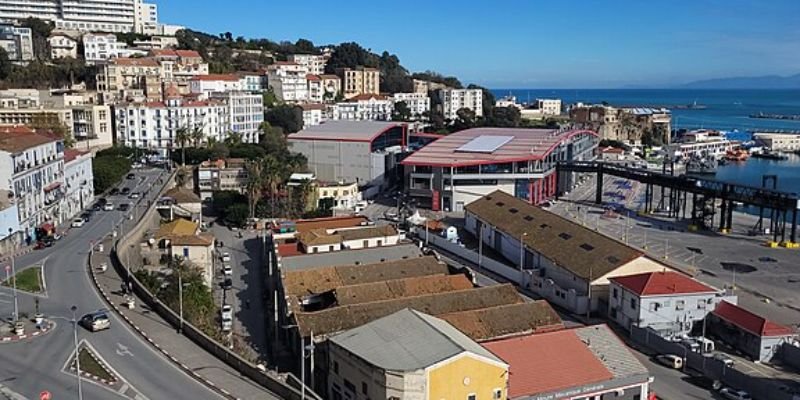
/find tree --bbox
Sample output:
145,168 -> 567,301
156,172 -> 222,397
175,126 -> 192,166
212,190 -> 247,217
224,203 -> 249,227
264,104 -> 303,133
262,89 -> 279,108
92,156 -> 132,193
0,48 -> 10,79
453,108 -> 477,131
29,113 -> 74,147
411,71 -> 463,89
223,131 -> 243,147
392,101 -> 412,122
20,18 -> 53,61
190,125 -> 205,148
290,178 -> 314,217
487,106 -> 521,128
244,159 -> 264,218
294,38 -> 316,54
161,257 -> 216,330
209,142 -> 230,159
229,144 -> 266,160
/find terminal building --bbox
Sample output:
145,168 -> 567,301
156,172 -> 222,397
401,127 -> 598,211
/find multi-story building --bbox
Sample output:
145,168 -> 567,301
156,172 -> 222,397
754,132 -> 800,151
319,74 -> 341,101
47,32 -> 78,59
413,78 -> 448,94
287,53 -> 327,75
267,61 -> 308,103
237,72 -> 264,92
0,24 -> 33,61
609,271 -> 732,336
392,92 -> 431,120
402,127 -> 599,211
0,0 -> 159,33
328,94 -> 393,121
83,33 -> 138,64
340,66 -> 380,99
114,97 -> 229,153
436,88 -> 484,121
189,74 -> 244,94
0,126 -> 65,241
96,57 -> 163,102
62,149 -> 94,221
195,158 -> 248,200
306,74 -> 323,103
535,98 -> 562,115
209,91 -> 263,143
131,35 -> 178,50
570,104 -> 672,145
317,180 -> 361,210
150,49 -> 208,84
301,103 -> 325,128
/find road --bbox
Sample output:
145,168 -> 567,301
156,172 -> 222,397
0,168 -> 223,399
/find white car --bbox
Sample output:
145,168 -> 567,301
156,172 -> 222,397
222,264 -> 232,276
221,304 -> 233,320
103,202 -> 114,211
719,387 -> 751,400
71,218 -> 85,228
221,252 -> 231,263
221,316 -> 232,332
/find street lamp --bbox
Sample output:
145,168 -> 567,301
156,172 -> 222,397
7,228 -> 18,322
70,305 -> 83,400
282,325 -> 314,400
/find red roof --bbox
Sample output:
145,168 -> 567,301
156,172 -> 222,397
610,271 -> 718,296
402,128 -> 599,167
601,146 -> 625,154
175,50 -> 201,58
712,301 -> 794,337
482,329 -> 613,398
150,49 -> 202,59
301,103 -> 326,111
64,149 -> 88,163
306,74 -> 321,81
190,74 -> 240,82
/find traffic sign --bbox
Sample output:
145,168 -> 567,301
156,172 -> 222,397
39,391 -> 51,400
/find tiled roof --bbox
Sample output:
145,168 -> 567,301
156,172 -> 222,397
278,243 -> 423,271
168,233 -> 214,246
298,228 -> 341,246
482,326 -> 616,398
294,216 -> 369,233
319,74 -> 340,80
163,187 -> 201,204
300,103 -> 326,111
348,94 -> 389,101
175,50 -> 202,58
337,225 -> 397,241
295,284 -> 522,337
305,74 -> 320,81
466,191 -> 643,280
439,301 -> 564,341
712,301 -> 794,337
0,126 -> 60,152
112,57 -> 159,67
611,271 -> 719,296
402,127 -> 598,167
64,149 -> 89,163
156,218 -> 198,239
288,121 -> 403,142
335,274 -> 473,306
150,49 -> 202,59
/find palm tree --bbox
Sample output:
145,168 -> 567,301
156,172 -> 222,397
293,178 -> 315,217
261,155 -> 283,216
205,136 -> 218,147
244,159 -> 265,219
175,126 -> 191,166
224,131 -> 244,147
190,125 -> 205,148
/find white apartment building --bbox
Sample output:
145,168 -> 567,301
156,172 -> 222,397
437,88 -> 484,121
237,73 -> 264,92
341,67 -> 380,98
189,74 -> 244,95
392,92 -> 430,120
301,103 -> 326,128
328,95 -> 393,121
210,91 -> 263,144
287,53 -> 327,75
83,33 -> 145,64
0,24 -> 33,61
307,74 -> 323,103
132,35 -> 178,50
48,32 -> 78,59
536,98 -> 562,116
0,0 -> 159,33
0,126 -> 65,241
114,97 -> 229,153
267,62 -> 308,102
318,181 -> 361,210
62,149 -> 94,221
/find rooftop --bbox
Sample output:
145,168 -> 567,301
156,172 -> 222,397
288,121 -> 403,143
300,103 -> 326,111
295,284 -> 522,338
712,301 -> 795,337
294,215 -> 369,233
112,57 -> 159,67
0,126 -> 60,153
402,127 -> 598,167
156,219 -> 198,239
483,324 -> 649,399
297,225 -> 397,247
466,191 -> 643,280
163,187 -> 202,204
278,243 -> 423,271
168,233 -> 214,247
347,94 -> 389,101
64,148 -> 88,163
439,301 -> 564,341
330,309 -> 505,372
190,74 -> 240,81
335,274 -> 473,306
611,271 -> 719,296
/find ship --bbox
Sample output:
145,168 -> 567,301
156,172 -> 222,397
724,149 -> 749,162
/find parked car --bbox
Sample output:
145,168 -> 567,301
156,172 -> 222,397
719,387 -> 751,400
221,315 -> 232,332
712,353 -> 735,367
128,192 -> 140,199
109,188 -> 120,195
221,304 -> 233,320
655,354 -> 683,369
118,203 -> 130,211
81,212 -> 92,222
222,264 -> 232,276
70,218 -> 85,228
126,173 -> 135,180
221,252 -> 231,263
103,202 -> 115,211
80,310 -> 111,332
121,187 -> 131,195
221,278 -> 232,290
92,203 -> 102,211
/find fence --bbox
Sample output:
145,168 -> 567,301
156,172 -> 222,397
629,326 -> 795,400
109,170 -> 320,400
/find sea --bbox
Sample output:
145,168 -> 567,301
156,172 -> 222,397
491,89 -> 800,193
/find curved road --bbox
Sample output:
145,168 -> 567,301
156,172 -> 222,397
0,169 -> 223,399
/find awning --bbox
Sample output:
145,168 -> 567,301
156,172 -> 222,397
44,182 -> 62,192
40,223 -> 55,233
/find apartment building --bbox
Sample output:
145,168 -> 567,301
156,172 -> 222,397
195,158 -> 248,200
0,0 -> 159,33
317,181 -> 361,210
328,94 -> 393,121
288,53 -> 327,75
150,49 -> 208,84
62,149 -> 94,221
0,24 -> 33,61
301,103 -> 326,128
237,72 -> 264,92
0,126 -> 65,241
413,78 -> 448,94
535,98 -> 562,115
392,92 -> 431,120
83,33 -> 144,64
47,32 -> 78,59
754,132 -> 800,151
131,35 -> 178,50
189,74 -> 245,94
114,97 -> 229,153
96,57 -> 163,102
340,67 -> 380,99
435,88 -> 484,121
306,74 -> 324,103
209,91 -> 263,144
267,62 -> 308,102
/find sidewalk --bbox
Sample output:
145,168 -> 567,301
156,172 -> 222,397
90,224 -> 281,400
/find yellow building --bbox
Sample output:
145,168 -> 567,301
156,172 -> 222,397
340,66 -> 380,99
328,308 -> 508,400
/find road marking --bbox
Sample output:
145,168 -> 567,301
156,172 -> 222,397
116,342 -> 133,357
118,383 -> 129,394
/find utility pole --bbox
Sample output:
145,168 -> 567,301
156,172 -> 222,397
10,255 -> 17,322
478,225 -> 484,271
71,305 -> 83,400
586,265 -> 592,321
178,264 -> 184,334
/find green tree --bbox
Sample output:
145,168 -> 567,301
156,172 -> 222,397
212,190 -> 246,217
264,104 -> 303,133
209,142 -> 230,159
92,156 -> 132,193
161,258 -> 216,330
487,106 -> 521,128
20,18 -> 53,61
190,125 -> 205,147
244,159 -> 264,218
294,38 -> 316,54
258,122 -> 287,154
175,126 -> 192,166
392,101 -> 412,122
224,203 -> 249,227
229,144 -> 266,160
223,131 -> 243,147
29,113 -> 74,147
453,108 -> 477,131
262,89 -> 279,108
0,48 -> 10,79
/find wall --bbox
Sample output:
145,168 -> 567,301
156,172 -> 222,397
425,231 -> 522,284
427,354 -> 507,400
342,235 -> 400,250
171,243 -> 213,287
289,139 -> 373,185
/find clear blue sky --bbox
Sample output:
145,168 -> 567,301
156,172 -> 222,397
155,0 -> 800,89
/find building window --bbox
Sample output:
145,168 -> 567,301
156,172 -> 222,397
676,300 -> 685,311
333,361 -> 339,374
697,300 -> 706,309
630,298 -> 637,310
493,389 -> 502,399
612,288 -> 618,299
467,395 -> 477,400
363,240 -> 368,247
361,382 -> 367,395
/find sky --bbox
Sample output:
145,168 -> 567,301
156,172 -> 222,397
155,0 -> 800,89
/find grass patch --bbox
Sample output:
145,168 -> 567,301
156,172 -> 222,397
2,267 -> 42,293
78,348 -> 115,382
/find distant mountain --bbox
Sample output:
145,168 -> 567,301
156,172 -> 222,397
679,73 -> 800,89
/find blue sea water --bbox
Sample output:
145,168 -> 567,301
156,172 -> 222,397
491,89 -> 800,132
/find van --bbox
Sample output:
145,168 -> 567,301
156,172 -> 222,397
655,354 -> 683,369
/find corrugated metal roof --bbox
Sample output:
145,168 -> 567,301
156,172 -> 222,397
278,244 -> 423,271
288,121 -> 403,142
330,309 -> 505,371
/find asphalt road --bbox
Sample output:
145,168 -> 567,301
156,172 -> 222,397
0,168 -> 223,399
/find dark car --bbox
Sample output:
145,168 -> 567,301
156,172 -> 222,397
221,278 -> 233,290
81,212 -> 91,222
121,187 -> 131,195
126,173 -> 135,180
109,188 -> 120,195
118,203 -> 130,211
92,203 -> 102,211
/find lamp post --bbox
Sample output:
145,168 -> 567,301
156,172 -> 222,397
70,305 -> 83,400
8,228 -> 18,322
282,325 -> 314,400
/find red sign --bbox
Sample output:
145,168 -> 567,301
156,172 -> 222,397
40,391 -> 51,400
431,190 -> 440,212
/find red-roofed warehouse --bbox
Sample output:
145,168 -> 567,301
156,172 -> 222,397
708,301 -> 796,362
